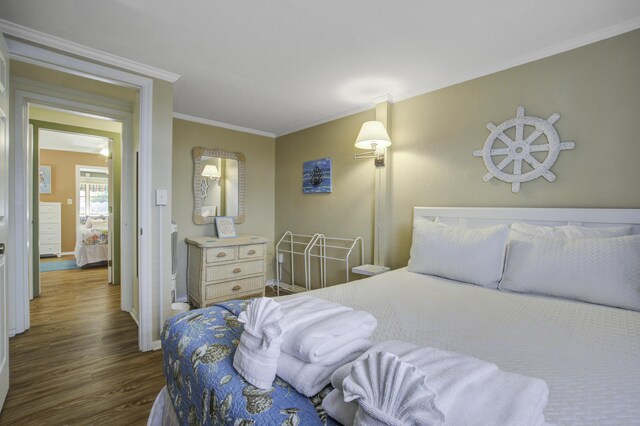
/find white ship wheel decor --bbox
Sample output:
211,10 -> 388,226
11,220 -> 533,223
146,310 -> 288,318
473,106 -> 575,193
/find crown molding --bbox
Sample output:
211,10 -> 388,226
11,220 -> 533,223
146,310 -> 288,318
173,112 -> 276,138
0,18 -> 180,83
393,16 -> 640,104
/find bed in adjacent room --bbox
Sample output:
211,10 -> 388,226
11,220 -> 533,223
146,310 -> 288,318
74,218 -> 109,267
153,207 -> 640,426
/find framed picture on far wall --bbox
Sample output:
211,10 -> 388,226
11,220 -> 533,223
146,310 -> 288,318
39,165 -> 52,194
303,157 -> 332,194
215,216 -> 237,239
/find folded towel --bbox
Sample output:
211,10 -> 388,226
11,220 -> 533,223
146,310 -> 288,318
280,296 -> 377,364
276,349 -> 364,397
342,352 -> 444,426
328,341 -> 549,426
233,298 -> 284,389
322,389 -> 358,426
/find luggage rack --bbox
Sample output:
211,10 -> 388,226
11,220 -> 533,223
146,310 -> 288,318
275,231 -> 364,296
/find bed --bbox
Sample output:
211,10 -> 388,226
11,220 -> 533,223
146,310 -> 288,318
154,207 -> 640,425
74,219 -> 109,267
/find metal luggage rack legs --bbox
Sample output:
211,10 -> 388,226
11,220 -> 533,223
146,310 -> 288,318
275,231 -> 364,296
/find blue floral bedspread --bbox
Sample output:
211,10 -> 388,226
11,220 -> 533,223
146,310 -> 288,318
161,300 -> 338,426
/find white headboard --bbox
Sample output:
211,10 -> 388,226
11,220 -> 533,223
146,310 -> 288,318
413,207 -> 640,235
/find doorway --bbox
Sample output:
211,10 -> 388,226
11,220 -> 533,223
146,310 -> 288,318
30,105 -> 123,301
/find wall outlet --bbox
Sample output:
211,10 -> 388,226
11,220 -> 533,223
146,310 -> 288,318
67,199 -> 73,205
278,253 -> 284,263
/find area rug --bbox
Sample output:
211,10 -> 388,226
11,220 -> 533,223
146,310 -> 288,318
40,259 -> 80,272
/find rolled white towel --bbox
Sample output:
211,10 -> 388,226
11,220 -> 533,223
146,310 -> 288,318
276,349 -> 364,397
233,298 -> 284,389
329,341 -> 549,426
280,296 -> 377,364
343,352 -> 444,426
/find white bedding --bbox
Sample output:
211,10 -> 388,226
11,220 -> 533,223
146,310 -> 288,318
280,268 -> 640,425
74,225 -> 109,267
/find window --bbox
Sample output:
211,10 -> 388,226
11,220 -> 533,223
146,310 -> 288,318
79,183 -> 108,217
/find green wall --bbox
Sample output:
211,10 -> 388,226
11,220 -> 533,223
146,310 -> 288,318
275,28 -> 640,273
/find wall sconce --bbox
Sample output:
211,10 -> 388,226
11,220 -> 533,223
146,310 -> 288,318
200,164 -> 221,198
353,121 -> 391,167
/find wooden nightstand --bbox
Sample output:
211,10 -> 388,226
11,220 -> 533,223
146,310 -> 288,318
186,235 -> 268,307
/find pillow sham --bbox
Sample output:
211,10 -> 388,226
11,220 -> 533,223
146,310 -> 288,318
407,217 -> 510,288
511,222 -> 631,239
499,230 -> 640,311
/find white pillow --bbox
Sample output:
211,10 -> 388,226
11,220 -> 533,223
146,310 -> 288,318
511,222 -> 631,239
499,231 -> 640,311
407,218 -> 510,288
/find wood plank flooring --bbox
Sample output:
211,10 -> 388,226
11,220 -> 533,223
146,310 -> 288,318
0,267 -> 165,425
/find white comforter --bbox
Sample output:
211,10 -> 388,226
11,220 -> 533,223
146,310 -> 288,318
74,225 -> 109,266
278,268 -> 640,426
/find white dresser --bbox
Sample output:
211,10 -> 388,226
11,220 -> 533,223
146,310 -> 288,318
40,202 -> 62,257
186,235 -> 268,307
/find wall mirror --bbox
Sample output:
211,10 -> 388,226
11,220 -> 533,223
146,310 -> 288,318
192,147 -> 245,225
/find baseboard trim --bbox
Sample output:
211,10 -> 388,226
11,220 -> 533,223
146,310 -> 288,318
130,307 -> 139,326
176,295 -> 188,303
151,340 -> 162,351
61,251 -> 74,256
265,279 -> 277,288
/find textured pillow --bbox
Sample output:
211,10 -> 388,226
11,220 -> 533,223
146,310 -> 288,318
499,231 -> 640,311
407,218 -> 510,288
511,222 -> 631,239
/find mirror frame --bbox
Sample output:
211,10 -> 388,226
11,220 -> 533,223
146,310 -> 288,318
192,146 -> 245,225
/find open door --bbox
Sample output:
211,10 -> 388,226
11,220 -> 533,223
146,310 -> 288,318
0,31 -> 11,412
107,139 -> 113,283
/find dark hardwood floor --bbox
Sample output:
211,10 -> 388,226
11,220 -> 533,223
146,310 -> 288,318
0,266 -> 165,425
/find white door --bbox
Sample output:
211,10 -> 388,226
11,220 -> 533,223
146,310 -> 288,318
107,139 -> 113,283
0,31 -> 11,412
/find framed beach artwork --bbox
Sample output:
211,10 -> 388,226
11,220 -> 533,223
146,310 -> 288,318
303,157 -> 332,194
39,165 -> 52,194
215,216 -> 237,239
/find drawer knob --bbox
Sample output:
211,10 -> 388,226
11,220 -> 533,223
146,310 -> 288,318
232,285 -> 241,291
233,268 -> 242,273
217,252 -> 227,258
247,249 -> 256,255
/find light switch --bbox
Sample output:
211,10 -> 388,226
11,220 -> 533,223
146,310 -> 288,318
155,189 -> 168,206
67,199 -> 73,205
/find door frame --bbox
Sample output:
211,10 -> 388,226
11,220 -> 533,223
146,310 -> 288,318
7,39 -> 155,351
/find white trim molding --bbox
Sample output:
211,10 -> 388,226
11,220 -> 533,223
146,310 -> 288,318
7,39 -> 156,351
173,112 -> 275,139
0,19 -> 180,83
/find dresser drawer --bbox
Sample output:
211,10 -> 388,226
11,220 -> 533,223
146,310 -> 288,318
206,246 -> 236,263
205,259 -> 264,282
205,276 -> 264,300
40,233 -> 60,244
238,243 -> 264,259
40,243 -> 59,255
40,213 -> 61,223
40,223 -> 59,233
40,204 -> 59,213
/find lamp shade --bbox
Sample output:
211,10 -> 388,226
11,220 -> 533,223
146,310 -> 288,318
354,121 -> 391,150
202,164 -> 221,178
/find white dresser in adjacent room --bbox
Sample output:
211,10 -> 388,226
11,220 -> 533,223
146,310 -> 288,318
39,201 -> 62,257
185,235 -> 267,307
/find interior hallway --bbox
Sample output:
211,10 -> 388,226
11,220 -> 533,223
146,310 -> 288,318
0,267 -> 165,425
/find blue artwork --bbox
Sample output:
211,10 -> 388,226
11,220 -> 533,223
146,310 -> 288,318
303,158 -> 332,193
39,165 -> 52,194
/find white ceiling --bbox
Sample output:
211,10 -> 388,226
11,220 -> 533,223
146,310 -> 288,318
1,1 -> 640,136
39,129 -> 109,154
